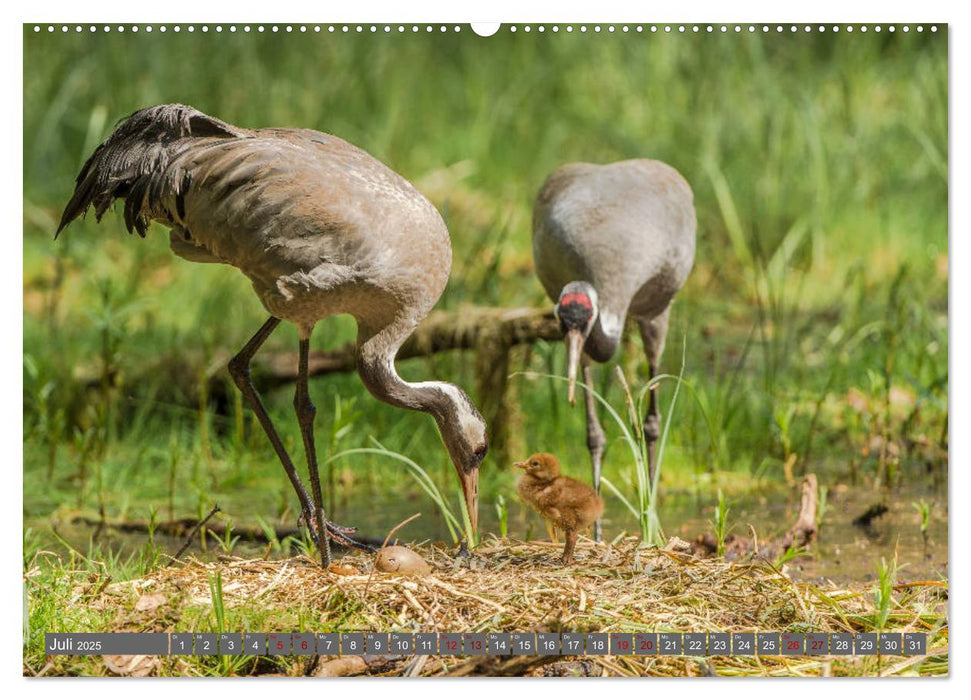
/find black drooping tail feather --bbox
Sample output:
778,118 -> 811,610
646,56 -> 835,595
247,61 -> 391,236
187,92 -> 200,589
56,104 -> 245,238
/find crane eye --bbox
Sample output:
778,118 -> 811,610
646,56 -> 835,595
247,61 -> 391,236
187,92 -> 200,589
531,461 -> 539,467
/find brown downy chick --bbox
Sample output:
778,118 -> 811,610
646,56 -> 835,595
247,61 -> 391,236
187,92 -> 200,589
514,453 -> 605,564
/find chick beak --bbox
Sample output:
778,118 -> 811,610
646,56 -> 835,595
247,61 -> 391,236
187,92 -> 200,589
512,461 -> 527,469
566,328 -> 584,405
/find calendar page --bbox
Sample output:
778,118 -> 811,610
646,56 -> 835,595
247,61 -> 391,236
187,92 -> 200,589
21,13 -> 949,680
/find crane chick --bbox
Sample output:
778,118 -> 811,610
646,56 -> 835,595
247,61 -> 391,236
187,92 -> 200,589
514,453 -> 604,564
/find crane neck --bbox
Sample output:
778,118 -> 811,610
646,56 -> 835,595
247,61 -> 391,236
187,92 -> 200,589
584,310 -> 623,363
355,315 -> 452,420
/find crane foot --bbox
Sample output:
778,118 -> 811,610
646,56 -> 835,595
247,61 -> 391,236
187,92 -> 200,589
300,512 -> 377,553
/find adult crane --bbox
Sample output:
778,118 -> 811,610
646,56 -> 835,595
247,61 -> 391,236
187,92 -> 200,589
57,104 -> 488,565
532,159 -> 696,540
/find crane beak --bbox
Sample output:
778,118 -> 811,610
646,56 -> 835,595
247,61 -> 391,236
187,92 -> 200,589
512,461 -> 527,469
566,328 -> 584,405
458,467 -> 479,536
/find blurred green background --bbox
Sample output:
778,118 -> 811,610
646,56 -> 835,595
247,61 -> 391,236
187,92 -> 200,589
23,26 -> 947,550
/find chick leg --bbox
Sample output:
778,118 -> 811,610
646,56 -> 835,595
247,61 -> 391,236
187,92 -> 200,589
562,528 -> 579,565
638,309 -> 670,490
582,361 -> 606,542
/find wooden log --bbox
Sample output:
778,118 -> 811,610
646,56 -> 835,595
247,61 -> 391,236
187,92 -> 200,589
252,307 -> 561,388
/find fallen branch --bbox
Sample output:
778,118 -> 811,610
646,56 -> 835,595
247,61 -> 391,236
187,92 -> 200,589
68,513 -> 383,548
171,504 -> 221,563
692,474 -> 819,559
252,307 -> 560,386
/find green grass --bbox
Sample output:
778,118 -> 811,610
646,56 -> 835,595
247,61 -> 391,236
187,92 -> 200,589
23,27 -> 947,556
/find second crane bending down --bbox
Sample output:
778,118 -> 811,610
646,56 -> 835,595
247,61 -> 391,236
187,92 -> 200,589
532,159 -> 696,541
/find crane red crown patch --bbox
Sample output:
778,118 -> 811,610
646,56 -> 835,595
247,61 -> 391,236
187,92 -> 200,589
559,292 -> 593,310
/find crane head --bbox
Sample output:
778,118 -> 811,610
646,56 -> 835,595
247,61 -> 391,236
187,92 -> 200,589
554,282 -> 599,404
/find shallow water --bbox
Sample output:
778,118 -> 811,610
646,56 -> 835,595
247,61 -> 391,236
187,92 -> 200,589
29,479 -> 947,585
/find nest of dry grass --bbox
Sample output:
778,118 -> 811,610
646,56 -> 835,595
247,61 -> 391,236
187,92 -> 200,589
104,536 -> 947,677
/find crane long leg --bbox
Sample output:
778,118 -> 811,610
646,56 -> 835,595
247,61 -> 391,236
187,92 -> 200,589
638,310 -> 670,490
295,336 -> 331,567
229,317 -> 373,561
582,361 -> 606,543
228,317 -> 317,519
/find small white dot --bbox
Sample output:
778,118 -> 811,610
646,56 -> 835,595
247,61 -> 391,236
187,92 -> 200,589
146,25 -> 153,32
678,25 -> 685,33
525,25 -> 531,33
833,26 -> 839,33
173,26 -> 180,33
455,25 -> 461,32
776,25 -> 783,33
131,26 -> 138,33
721,26 -> 728,33
790,25 -> 797,32
75,25 -> 81,32
287,26 -> 294,33
932,26 -> 938,32
314,26 -> 321,32
608,26 -> 615,33
33,25 -> 39,32
553,26 -> 560,33
622,25 -> 629,32
397,26 -> 404,33
258,26 -> 264,32
875,26 -> 881,32
903,26 -> 910,32
566,26 -> 573,32
918,25 -> 924,32
734,26 -> 741,33
341,26 -> 347,33
244,26 -> 250,32
847,26 -> 854,33
664,26 -> 671,33
214,26 -> 221,33
383,26 -> 389,33
89,25 -> 95,32
300,26 -> 307,33
103,25 -> 110,32
861,26 -> 868,32
651,26 -> 657,33
581,26 -> 587,33
594,25 -> 600,33
187,26 -> 194,33
426,25 -> 432,33
706,26 -> 713,33
636,26 -> 643,33
160,26 -> 167,33
369,25 -> 375,33
412,26 -> 418,32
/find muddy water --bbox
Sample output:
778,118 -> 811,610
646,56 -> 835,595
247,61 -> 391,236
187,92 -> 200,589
31,481 -> 947,585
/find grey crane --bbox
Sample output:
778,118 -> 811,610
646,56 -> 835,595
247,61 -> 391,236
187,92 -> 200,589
531,159 -> 696,541
57,104 -> 487,565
